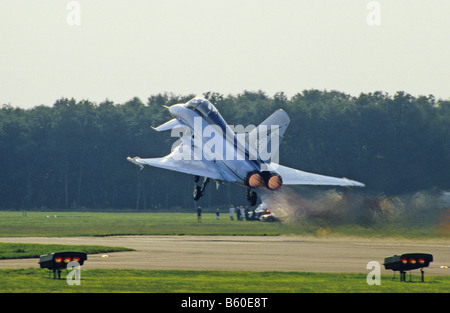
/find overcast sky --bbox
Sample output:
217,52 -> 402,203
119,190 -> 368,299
1,0 -> 449,109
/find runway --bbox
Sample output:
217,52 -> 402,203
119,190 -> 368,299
0,235 -> 448,275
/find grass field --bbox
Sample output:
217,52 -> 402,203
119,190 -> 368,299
0,211 -> 447,238
0,211 -> 282,237
0,268 -> 448,293
0,210 -> 448,293
0,242 -> 132,260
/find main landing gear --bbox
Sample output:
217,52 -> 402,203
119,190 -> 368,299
246,188 -> 257,206
192,176 -> 258,206
193,176 -> 209,201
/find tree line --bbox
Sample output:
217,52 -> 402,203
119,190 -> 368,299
0,90 -> 449,211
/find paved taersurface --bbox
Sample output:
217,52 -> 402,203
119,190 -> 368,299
0,236 -> 448,275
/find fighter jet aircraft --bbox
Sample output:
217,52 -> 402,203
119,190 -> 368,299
127,97 -> 364,206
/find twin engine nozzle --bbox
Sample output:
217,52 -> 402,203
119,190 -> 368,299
245,171 -> 283,191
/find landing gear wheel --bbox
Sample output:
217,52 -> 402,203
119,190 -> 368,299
193,186 -> 202,201
193,177 -> 209,201
246,189 -> 257,206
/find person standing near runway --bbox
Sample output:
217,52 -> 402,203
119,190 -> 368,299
197,206 -> 202,223
229,204 -> 235,221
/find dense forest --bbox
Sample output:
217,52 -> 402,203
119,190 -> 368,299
0,90 -> 449,211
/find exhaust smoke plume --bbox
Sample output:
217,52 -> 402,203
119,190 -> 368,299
260,187 -> 450,235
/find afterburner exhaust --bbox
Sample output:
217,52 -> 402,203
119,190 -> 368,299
245,171 -> 264,188
245,171 -> 283,191
267,173 -> 283,191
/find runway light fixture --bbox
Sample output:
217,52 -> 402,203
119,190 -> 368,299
383,253 -> 433,282
39,251 -> 87,279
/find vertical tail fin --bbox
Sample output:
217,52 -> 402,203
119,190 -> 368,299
248,109 -> 290,164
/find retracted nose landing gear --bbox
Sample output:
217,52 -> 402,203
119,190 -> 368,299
193,176 -> 210,201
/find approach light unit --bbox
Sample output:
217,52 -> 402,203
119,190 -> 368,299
384,253 -> 433,282
39,251 -> 87,279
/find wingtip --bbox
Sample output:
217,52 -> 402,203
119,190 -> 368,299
343,177 -> 365,188
127,156 -> 144,169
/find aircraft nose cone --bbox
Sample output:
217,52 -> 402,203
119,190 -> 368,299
168,105 -> 177,115
168,104 -> 184,115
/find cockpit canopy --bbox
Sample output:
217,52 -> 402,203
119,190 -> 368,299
185,98 -> 217,117
185,97 -> 227,131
